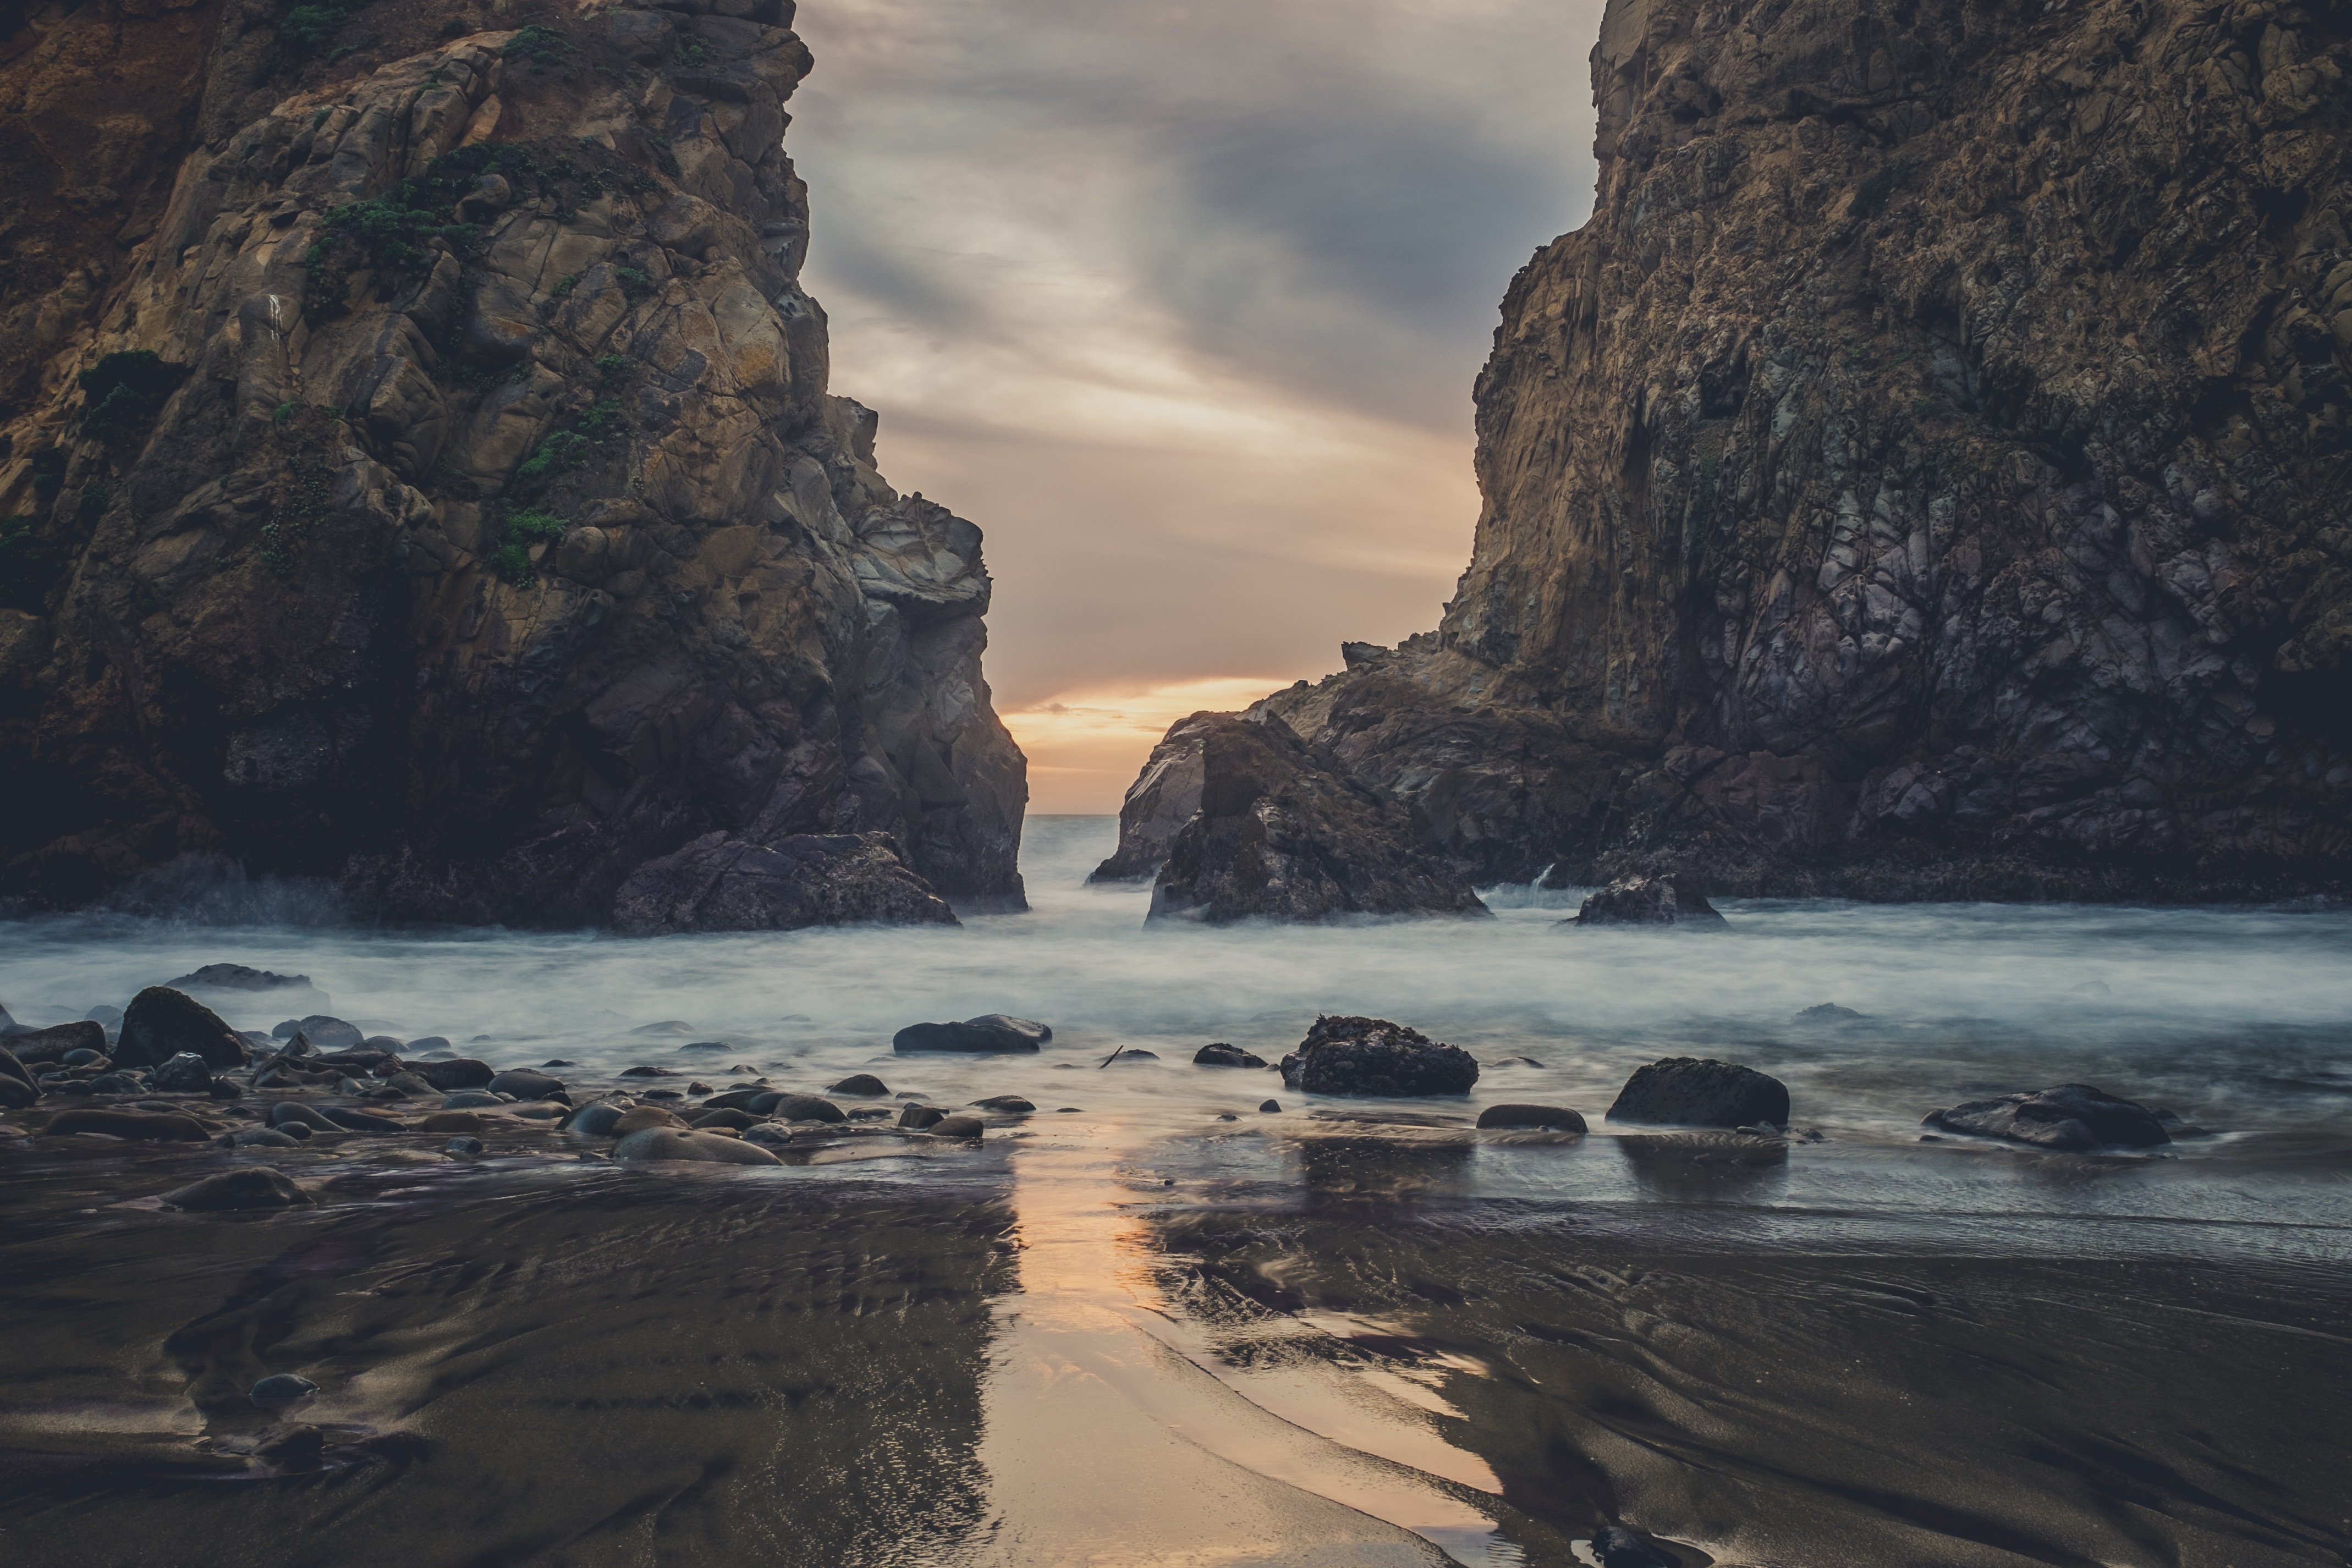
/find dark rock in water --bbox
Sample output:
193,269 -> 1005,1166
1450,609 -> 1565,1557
619,1065 -> 679,1077
360,1035 -> 406,1053
288,1016 -> 364,1050
563,1103 -> 631,1137
1109,1049 -> 1159,1063
1278,1016 -> 1479,1097
1477,1103 -> 1589,1132
440,1090 -> 503,1109
538,1057 -> 571,1068
161,1167 -> 314,1211
249,1374 -> 319,1407
444,1136 -> 485,1155
1796,1003 -> 1865,1022
608,1105 -> 687,1137
268,1103 -> 338,1131
153,1052 -> 215,1093
87,1071 -> 141,1094
749,1092 -> 844,1123
963,1014 -> 1052,1045
1923,1083 -> 2170,1151
1591,1526 -> 1680,1568
676,1041 -> 730,1052
897,1104 -> 948,1130
399,1037 -> 450,1054
611,830 -> 963,934
320,1107 -> 404,1132
1260,1099 -> 1282,1113
1488,1054 -> 1548,1068
688,1107 -> 759,1131
971,1095 -> 1034,1113
7,1020 -> 107,1063
1608,1058 -> 1789,1129
928,1114 -> 984,1139
0,1076 -> 39,1108
383,1071 -> 437,1098
486,1069 -> 564,1101
45,1108 -> 211,1140
63,1048 -> 107,1067
414,1059 -> 495,1091
828,1074 -> 890,1096
1128,711 -> 1491,923
167,964 -> 315,993
1568,874 -> 1727,927
894,1019 -> 1045,1054
701,1088 -> 766,1112
1194,1043 -> 1268,1069
421,1112 -> 487,1134
117,988 -> 248,1069
632,1020 -> 697,1035
612,1127 -> 784,1165
232,1127 -> 301,1148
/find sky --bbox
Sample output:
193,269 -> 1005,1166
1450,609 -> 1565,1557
787,0 -> 1608,810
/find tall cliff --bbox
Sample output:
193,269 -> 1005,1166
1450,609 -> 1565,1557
0,0 -> 1027,926
1267,0 -> 2352,899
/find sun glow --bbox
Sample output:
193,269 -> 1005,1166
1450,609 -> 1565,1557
1004,675 -> 1310,814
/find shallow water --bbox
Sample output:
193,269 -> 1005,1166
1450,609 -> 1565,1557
2,817 -> 2349,1565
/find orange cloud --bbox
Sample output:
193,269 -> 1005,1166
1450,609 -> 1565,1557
1003,676 -> 1305,813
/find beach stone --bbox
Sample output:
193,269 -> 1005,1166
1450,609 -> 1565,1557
1194,1043 -> 1268,1068
1109,1049 -> 1159,1063
414,1058 -> 495,1090
444,1136 -> 485,1155
0,1075 -> 35,1108
64,1048 -> 107,1066
288,1016 -> 364,1050
971,1096 -> 1034,1113
152,1052 -> 215,1093
268,1103 -> 338,1130
421,1112 -> 487,1134
1607,1058 -> 1789,1129
1591,1526 -> 1680,1568
749,1092 -> 844,1123
828,1074 -> 890,1096
1278,1016 -> 1479,1097
894,1018 -> 1047,1054
232,1127 -> 301,1148
963,1014 -> 1052,1044
1477,1103 -> 1588,1132
1260,1099 -> 1281,1112
1922,1084 -> 2169,1152
619,1065 -> 678,1077
117,988 -> 248,1069
688,1107 -> 759,1131
167,964 -> 314,994
45,1108 -> 211,1140
8,1020 -> 108,1063
505,1101 -> 568,1120
897,1104 -> 948,1130
249,1374 -> 318,1406
563,1102 -> 629,1136
608,1105 -> 688,1137
928,1114 -> 985,1138
321,1107 -> 405,1132
383,1071 -> 436,1097
486,1069 -> 564,1100
360,1036 -> 406,1054
700,1087 -> 765,1111
406,1037 -> 453,1054
612,1127 -> 784,1165
1568,874 -> 1728,927
162,1167 -> 315,1211
440,1090 -> 503,1109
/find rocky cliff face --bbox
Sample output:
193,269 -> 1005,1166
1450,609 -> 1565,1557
1268,0 -> 2352,899
0,0 -> 1026,925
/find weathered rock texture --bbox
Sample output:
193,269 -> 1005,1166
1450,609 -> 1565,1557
1569,872 -> 1728,925
1105,710 -> 1489,924
1263,0 -> 2352,900
0,1 -> 1025,926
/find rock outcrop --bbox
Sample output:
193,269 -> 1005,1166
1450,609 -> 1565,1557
1257,0 -> 2352,900
0,2 -> 1025,926
1278,1015 -> 1480,1097
1569,872 -> 1728,926
1923,1082 -> 2170,1150
1102,710 -> 1488,924
1607,1057 -> 1789,1129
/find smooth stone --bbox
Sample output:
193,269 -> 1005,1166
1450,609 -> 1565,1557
117,988 -> 249,1069
420,1112 -> 487,1134
8,1022 -> 108,1064
927,1114 -> 985,1139
441,1090 -> 503,1109
970,1095 -> 1034,1113
687,1082 -> 715,1094
1278,1016 -> 1479,1097
268,1103 -> 338,1130
1922,1083 -> 2169,1152
640,1088 -> 683,1101
1056,1107 -> 1083,1113
506,1101 -> 568,1120
287,1016 -> 364,1050
249,1374 -> 319,1405
892,1020 -> 1044,1054
540,1058 -> 573,1067
0,1075 -> 36,1108
961,1014 -> 1053,1044
1260,1099 -> 1281,1113
414,1059 -> 496,1091
232,1127 -> 302,1148
1194,1043 -> 1268,1068
444,1136 -> 485,1155
360,1036 -> 406,1053
687,1107 -> 759,1131
563,1103 -> 630,1136
897,1104 -> 947,1130
45,1108 -> 211,1140
320,1107 -> 405,1132
1477,1103 -> 1588,1132
619,1065 -> 678,1077
1607,1058 -> 1789,1130
405,1037 -> 453,1054
608,1105 -> 687,1137
630,1020 -> 696,1035
486,1069 -> 564,1100
748,1092 -> 843,1123
162,1168 -> 315,1211
827,1074 -> 889,1096
384,1071 -> 437,1097
612,1127 -> 783,1165
699,1088 -> 765,1111
63,1048 -> 106,1066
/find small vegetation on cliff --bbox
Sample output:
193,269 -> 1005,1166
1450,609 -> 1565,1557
503,24 -> 576,73
78,351 -> 186,440
276,0 -> 374,62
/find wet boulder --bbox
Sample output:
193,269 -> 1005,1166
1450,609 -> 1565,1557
1278,1016 -> 1479,1097
1922,1084 -> 2170,1151
153,1052 -> 217,1093
608,1105 -> 687,1137
414,1058 -> 496,1091
687,1107 -> 760,1131
43,1108 -> 213,1141
160,1168 -> 315,1211
613,1127 -> 784,1165
971,1095 -> 1034,1113
897,1104 -> 948,1130
749,1091 -> 844,1123
1194,1043 -> 1268,1068
828,1073 -> 889,1096
1607,1058 -> 1789,1129
116,988 -> 249,1069
284,1016 -> 364,1050
5,1020 -> 107,1064
927,1114 -> 985,1138
894,1017 -> 1046,1054
1567,874 -> 1727,927
1476,1103 -> 1588,1132
609,830 -> 962,935
486,1068 -> 564,1101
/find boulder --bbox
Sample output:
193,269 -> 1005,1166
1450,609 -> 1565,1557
828,1073 -> 889,1096
0,1075 -> 40,1108
43,1108 -> 212,1140
420,1112 -> 487,1134
749,1092 -> 844,1123
970,1095 -> 1034,1113
612,1127 -> 784,1165
321,1107 -> 405,1132
414,1058 -> 496,1091
895,1018 -> 1045,1054
160,1168 -> 315,1211
1568,875 -> 1727,927
1477,1103 -> 1587,1132
152,1052 -> 216,1093
1277,1016 -> 1479,1097
408,1036 -> 454,1054
0,1044 -> 32,1088
1607,1058 -> 1789,1129
486,1068 -> 564,1100
1135,712 -> 1492,924
611,831 -> 962,934
286,1016 -> 365,1050
563,1102 -> 633,1136
1194,1043 -> 1267,1068
962,1014 -> 1052,1045
1922,1084 -> 2170,1152
268,1104 -> 338,1131
116,988 -> 248,1069
6,1020 -> 107,1063
608,1105 -> 687,1137
687,1107 -> 760,1131
927,1114 -> 984,1139
897,1104 -> 948,1130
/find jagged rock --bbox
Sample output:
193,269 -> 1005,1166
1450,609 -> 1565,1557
1089,717 -> 1211,882
1254,0 -> 2352,903
1131,712 -> 1490,925
166,964 -> 318,993
160,1168 -> 315,1211
1923,1084 -> 2170,1152
0,16 -> 1024,930
1278,1016 -> 1479,1097
1607,1059 -> 1789,1130
611,832 -> 960,935
116,988 -> 248,1070
1477,1104 -> 1587,1132
1193,1043 -> 1268,1068
152,1052 -> 216,1093
894,1018 -> 1045,1054
1569,874 -> 1727,927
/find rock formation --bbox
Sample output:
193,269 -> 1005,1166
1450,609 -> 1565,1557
0,0 -> 1025,926
1260,0 -> 2352,900
1097,709 -> 1489,923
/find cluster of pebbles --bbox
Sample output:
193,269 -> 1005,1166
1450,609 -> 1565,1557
0,981 -> 1037,1212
